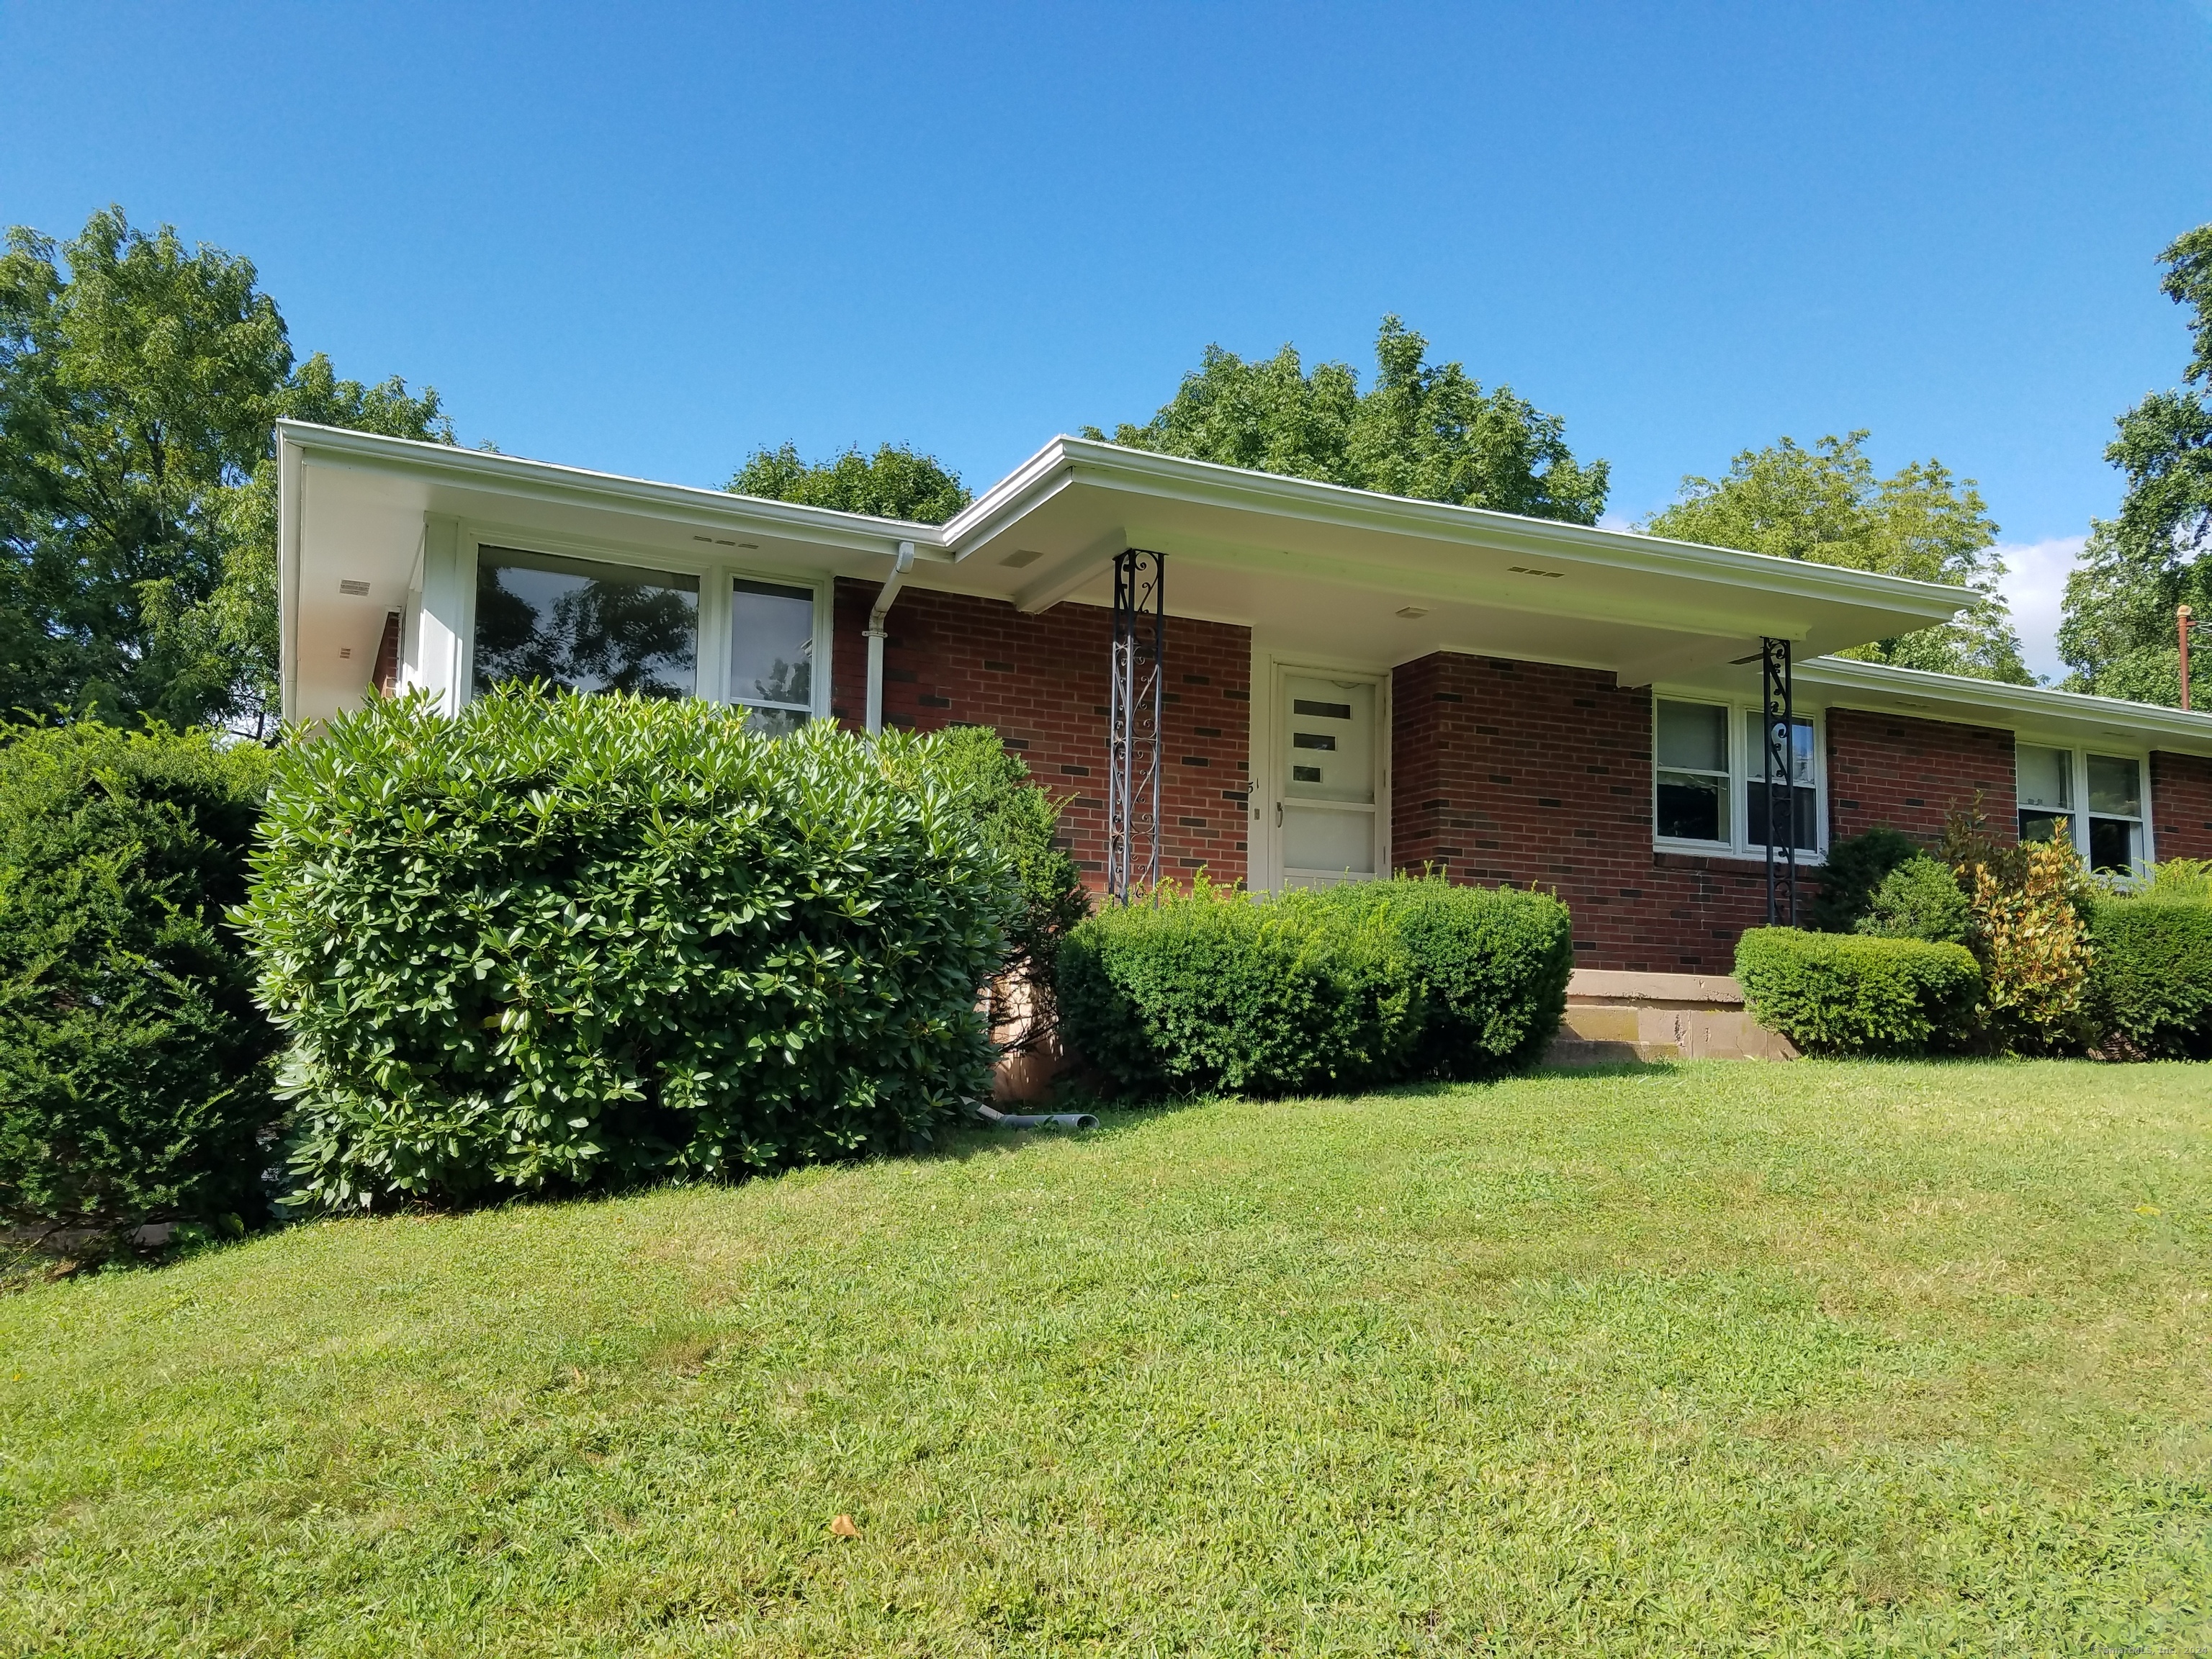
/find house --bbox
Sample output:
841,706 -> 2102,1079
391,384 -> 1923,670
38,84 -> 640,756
278,421 -> 2212,979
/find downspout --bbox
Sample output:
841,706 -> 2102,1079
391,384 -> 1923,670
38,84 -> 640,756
865,540 -> 916,736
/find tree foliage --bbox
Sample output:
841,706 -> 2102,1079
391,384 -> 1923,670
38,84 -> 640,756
1640,432 -> 2027,682
729,442 -> 971,524
0,720 -> 278,1248
1086,315 -> 1610,524
2058,223 -> 2212,706
0,207 -> 450,737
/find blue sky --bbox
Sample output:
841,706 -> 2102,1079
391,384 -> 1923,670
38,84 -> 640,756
5,1 -> 2209,676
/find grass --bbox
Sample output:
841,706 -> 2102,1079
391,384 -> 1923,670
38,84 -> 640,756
2,1061 -> 2209,1656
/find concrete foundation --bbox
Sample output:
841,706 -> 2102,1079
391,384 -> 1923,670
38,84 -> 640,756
1546,969 -> 1797,1065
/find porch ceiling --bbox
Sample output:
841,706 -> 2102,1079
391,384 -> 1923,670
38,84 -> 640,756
925,439 -> 1970,683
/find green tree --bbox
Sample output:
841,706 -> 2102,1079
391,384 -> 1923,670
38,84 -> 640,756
2057,223 -> 2212,706
0,207 -> 449,737
1640,431 -> 2028,683
1086,315 -> 1610,524
730,442 -> 971,523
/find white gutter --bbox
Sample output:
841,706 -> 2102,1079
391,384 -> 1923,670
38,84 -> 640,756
864,541 -> 916,736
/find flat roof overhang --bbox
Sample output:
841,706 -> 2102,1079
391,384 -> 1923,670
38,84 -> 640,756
282,423 -> 1973,722
1788,657 -> 2212,757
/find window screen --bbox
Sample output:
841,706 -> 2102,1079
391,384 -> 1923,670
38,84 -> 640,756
2085,752 -> 2143,872
1655,700 -> 1729,843
1743,712 -> 1819,853
2016,743 -> 2073,845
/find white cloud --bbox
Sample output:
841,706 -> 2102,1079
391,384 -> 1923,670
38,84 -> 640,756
1992,536 -> 2086,684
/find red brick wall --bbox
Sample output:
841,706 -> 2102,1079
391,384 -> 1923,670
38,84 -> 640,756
831,578 -> 1251,886
1825,707 -> 2016,845
1390,652 -> 1783,973
2151,750 -> 2212,860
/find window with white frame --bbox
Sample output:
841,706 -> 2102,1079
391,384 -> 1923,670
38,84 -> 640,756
1653,696 -> 1822,857
2016,744 -> 2148,872
727,577 -> 818,735
473,546 -> 698,699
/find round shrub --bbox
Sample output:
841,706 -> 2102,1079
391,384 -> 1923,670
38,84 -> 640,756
1735,927 -> 1983,1056
1055,880 -> 1424,1098
235,688 -> 1018,1210
1856,855 -> 1973,945
1315,877 -> 1573,1077
0,721 -> 277,1246
1806,826 -> 1919,933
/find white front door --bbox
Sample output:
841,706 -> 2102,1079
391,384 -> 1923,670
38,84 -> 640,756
1277,670 -> 1381,889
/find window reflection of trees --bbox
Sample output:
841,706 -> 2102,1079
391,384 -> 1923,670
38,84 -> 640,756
746,655 -> 809,706
473,550 -> 698,700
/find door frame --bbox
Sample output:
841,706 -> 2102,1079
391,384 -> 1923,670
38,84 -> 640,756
1249,645 -> 1392,892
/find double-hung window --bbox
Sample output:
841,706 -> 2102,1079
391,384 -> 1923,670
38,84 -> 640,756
1653,696 -> 1822,858
727,577 -> 817,735
1743,709 -> 1819,854
2016,745 -> 2149,872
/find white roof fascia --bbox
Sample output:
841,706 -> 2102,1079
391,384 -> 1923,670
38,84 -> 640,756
275,421 -> 956,562
278,426 -> 306,725
1800,656 -> 2212,755
943,435 -> 1971,624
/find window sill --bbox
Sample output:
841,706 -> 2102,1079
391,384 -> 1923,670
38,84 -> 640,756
1653,841 -> 1827,871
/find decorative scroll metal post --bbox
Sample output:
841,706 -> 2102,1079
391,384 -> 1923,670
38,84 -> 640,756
1107,549 -> 1165,906
1761,636 -> 1797,926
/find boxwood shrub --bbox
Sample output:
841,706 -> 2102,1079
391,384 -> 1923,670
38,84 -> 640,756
2086,896 -> 2212,1060
1735,927 -> 1983,1057
236,688 -> 1018,1210
1316,877 -> 1573,1078
1053,880 -> 1422,1098
1054,875 -> 1572,1098
0,721 -> 277,1246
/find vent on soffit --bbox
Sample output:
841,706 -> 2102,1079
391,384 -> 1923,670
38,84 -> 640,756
1000,548 -> 1045,568
338,578 -> 372,596
1506,565 -> 1564,580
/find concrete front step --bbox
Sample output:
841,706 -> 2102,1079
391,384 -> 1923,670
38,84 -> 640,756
1546,969 -> 1797,1065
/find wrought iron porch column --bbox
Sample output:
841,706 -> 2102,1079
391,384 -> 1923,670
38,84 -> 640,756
1761,636 -> 1797,927
1107,549 -> 1165,906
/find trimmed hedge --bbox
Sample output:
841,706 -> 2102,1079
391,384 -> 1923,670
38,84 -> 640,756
1315,878 -> 1574,1077
0,721 -> 277,1244
2087,896 -> 2212,1060
1053,881 -> 1421,1098
1735,927 -> 1983,1057
1054,876 -> 1572,1097
236,688 -> 1017,1210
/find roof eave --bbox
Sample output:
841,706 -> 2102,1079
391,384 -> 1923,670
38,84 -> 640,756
274,421 -> 956,561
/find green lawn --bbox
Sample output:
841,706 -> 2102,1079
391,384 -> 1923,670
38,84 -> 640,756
3,1062 -> 2209,1656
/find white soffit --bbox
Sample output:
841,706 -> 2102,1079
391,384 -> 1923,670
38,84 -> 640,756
282,423 -> 1980,717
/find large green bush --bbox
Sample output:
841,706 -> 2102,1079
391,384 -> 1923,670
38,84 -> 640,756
1735,927 -> 1983,1057
1316,877 -> 1573,1077
2086,896 -> 2212,1060
0,721 -> 276,1245
883,724 -> 1086,1050
1055,876 -> 1573,1097
1054,879 -> 1424,1098
235,688 -> 1017,1210
1806,826 -> 1919,933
